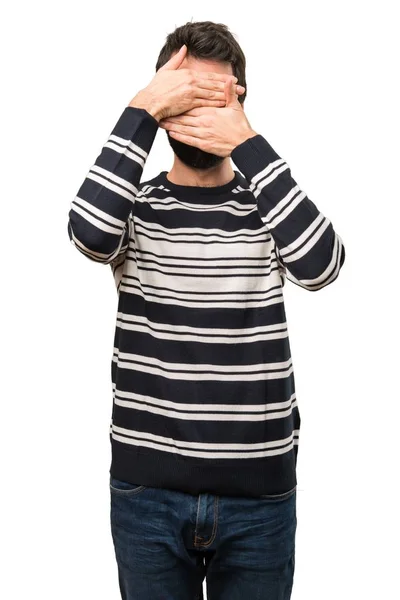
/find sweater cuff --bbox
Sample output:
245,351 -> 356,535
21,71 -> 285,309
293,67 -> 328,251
111,105 -> 159,154
231,134 -> 283,181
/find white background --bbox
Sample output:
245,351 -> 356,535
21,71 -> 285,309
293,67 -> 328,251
1,1 -> 399,598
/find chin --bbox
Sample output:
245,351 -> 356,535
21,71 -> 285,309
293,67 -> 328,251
166,131 -> 224,170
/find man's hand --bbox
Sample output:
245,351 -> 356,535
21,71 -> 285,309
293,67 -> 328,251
129,45 -> 245,122
158,78 -> 258,156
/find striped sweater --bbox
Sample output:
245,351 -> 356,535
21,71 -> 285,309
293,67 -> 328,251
67,105 -> 345,498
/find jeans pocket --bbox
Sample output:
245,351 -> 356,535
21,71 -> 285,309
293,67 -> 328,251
259,485 -> 297,502
109,475 -> 147,496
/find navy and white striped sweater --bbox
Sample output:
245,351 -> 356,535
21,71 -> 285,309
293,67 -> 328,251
67,105 -> 345,497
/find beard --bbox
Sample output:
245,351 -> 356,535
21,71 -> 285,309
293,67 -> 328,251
166,131 -> 225,170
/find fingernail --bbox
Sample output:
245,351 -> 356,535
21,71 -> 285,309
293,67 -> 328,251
237,85 -> 245,92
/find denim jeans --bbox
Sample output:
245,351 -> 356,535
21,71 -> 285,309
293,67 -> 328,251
109,475 -> 297,600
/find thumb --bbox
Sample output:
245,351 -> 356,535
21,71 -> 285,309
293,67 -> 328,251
159,44 -> 187,71
224,77 -> 240,107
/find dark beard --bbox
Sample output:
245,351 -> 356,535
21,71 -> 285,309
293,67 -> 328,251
166,131 -> 225,170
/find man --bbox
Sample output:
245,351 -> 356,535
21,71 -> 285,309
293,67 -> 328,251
67,20 -> 345,600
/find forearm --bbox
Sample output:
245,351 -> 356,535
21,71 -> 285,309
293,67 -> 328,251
67,106 -> 158,263
231,134 -> 345,290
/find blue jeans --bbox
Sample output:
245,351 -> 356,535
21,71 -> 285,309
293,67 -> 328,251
110,475 -> 297,600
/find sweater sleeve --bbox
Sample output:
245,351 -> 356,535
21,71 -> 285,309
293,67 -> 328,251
231,134 -> 345,291
67,106 -> 158,264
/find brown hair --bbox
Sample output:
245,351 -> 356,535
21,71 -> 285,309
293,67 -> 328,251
155,20 -> 247,105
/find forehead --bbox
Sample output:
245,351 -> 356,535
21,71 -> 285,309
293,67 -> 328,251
179,55 -> 233,76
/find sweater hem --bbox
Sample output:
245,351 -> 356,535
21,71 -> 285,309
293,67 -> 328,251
109,436 -> 298,499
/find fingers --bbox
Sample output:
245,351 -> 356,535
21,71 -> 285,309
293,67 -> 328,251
193,98 -> 226,108
192,79 -> 244,108
162,122 -> 205,139
224,78 -> 239,107
161,115 -> 198,126
195,73 -> 245,96
203,72 -> 238,83
160,44 -> 187,71
195,83 -> 245,98
195,88 -> 225,101
173,107 -> 211,117
169,131 -> 203,149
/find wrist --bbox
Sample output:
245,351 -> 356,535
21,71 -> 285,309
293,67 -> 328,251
233,129 -> 258,149
128,90 -> 163,122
